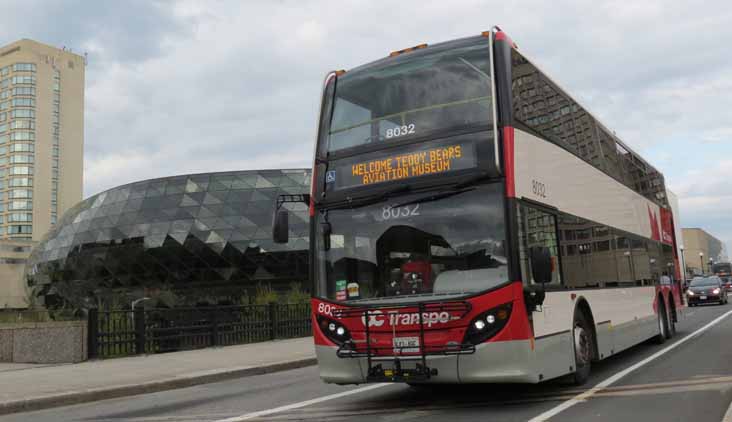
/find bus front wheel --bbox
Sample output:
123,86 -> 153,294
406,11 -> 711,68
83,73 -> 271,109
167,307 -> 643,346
572,312 -> 593,385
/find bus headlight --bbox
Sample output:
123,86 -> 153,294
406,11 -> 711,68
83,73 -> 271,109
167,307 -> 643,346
464,303 -> 512,345
317,315 -> 351,345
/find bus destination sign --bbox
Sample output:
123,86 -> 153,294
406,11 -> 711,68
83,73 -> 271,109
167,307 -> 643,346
327,140 -> 477,191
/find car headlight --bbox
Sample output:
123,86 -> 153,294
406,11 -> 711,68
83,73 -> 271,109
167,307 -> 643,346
713,288 -> 721,295
687,290 -> 694,296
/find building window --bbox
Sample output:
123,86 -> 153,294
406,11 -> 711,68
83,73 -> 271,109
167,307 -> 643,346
0,90 -> 8,99
0,100 -> 8,110
9,189 -> 32,199
9,200 -> 32,210
11,75 -> 35,85
9,120 -> 33,130
0,123 -> 6,133
8,225 -> 32,234
9,131 -> 34,141
8,212 -> 32,223
11,98 -> 34,107
10,109 -> 33,118
10,154 -> 34,164
9,166 -> 33,175
10,143 -> 33,152
12,87 -> 34,96
9,177 -> 32,187
12,63 -> 36,72
0,112 -> 5,121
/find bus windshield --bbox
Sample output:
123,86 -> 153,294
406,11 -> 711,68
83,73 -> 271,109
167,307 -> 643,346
314,183 -> 507,303
328,37 -> 493,153
712,262 -> 731,275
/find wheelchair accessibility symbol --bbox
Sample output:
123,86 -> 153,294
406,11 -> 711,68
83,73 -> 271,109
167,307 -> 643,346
326,171 -> 336,183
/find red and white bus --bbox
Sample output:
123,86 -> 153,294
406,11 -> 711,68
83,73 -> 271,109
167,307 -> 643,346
274,28 -> 685,385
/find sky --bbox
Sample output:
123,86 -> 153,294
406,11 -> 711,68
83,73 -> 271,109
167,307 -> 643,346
2,0 -> 732,252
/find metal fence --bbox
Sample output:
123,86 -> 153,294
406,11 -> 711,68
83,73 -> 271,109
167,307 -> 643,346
88,303 -> 311,359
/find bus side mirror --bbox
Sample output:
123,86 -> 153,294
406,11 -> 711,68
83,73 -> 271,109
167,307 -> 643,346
530,246 -> 552,285
272,208 -> 289,244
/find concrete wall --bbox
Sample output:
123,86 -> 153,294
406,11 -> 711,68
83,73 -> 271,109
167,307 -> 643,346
0,240 -> 36,309
0,320 -> 87,363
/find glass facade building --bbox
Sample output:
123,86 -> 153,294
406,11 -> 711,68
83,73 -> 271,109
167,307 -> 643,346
26,169 -> 311,309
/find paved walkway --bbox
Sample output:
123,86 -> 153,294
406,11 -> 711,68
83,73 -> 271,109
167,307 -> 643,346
0,337 -> 315,415
0,363 -> 50,373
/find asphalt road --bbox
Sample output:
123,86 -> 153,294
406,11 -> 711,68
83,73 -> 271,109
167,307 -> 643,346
4,303 -> 732,422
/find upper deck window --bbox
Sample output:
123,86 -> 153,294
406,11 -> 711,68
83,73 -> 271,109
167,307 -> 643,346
328,38 -> 493,153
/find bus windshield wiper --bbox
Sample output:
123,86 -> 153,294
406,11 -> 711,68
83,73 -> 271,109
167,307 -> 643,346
324,185 -> 412,211
390,186 -> 475,209
387,173 -> 492,209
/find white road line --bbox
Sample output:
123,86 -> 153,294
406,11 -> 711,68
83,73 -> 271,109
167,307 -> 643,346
528,309 -> 732,422
723,397 -> 732,422
213,383 -> 391,422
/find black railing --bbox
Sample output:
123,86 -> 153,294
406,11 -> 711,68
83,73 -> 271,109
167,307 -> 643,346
88,303 -> 311,359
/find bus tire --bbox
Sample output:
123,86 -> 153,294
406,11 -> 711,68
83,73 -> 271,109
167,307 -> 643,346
572,311 -> 593,386
652,298 -> 668,344
666,297 -> 676,338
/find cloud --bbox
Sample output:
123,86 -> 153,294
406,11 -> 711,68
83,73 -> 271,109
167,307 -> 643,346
2,1 -> 732,247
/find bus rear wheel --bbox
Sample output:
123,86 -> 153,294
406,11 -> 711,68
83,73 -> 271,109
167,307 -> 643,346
653,298 -> 669,344
666,299 -> 676,338
572,312 -> 593,385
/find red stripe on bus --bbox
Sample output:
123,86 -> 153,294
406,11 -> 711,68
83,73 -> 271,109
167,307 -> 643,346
494,31 -> 517,48
503,126 -> 515,198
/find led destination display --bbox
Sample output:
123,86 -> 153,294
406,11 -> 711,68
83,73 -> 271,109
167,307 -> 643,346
327,139 -> 477,191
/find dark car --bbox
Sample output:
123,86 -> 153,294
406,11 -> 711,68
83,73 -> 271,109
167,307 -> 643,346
720,276 -> 732,292
687,276 -> 728,306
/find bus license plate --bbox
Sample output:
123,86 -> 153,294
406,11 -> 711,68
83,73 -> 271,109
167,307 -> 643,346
393,337 -> 420,353
700,295 -> 707,300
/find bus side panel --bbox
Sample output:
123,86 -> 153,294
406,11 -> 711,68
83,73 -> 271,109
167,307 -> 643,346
532,332 -> 574,381
532,287 -> 657,367
513,129 -> 661,240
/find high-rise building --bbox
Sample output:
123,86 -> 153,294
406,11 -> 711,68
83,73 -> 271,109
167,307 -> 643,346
0,39 -> 84,308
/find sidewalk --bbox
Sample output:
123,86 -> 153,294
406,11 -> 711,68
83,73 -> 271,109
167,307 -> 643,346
0,337 -> 315,415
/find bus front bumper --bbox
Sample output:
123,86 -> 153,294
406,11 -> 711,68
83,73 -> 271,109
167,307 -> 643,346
315,339 -> 538,384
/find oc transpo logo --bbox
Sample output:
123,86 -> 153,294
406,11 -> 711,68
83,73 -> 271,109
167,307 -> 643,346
362,310 -> 385,327
361,310 -> 453,328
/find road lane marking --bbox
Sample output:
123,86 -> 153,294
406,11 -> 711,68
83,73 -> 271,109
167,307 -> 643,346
528,309 -> 732,422
723,397 -> 732,422
213,383 -> 391,422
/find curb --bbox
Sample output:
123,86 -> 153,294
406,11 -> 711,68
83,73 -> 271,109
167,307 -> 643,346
0,357 -> 317,416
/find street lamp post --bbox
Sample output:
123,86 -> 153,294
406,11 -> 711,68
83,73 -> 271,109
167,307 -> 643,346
624,251 -> 633,281
680,245 -> 687,281
699,252 -> 704,275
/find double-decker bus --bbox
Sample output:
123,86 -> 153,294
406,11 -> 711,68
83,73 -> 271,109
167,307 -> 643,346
273,28 -> 685,385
